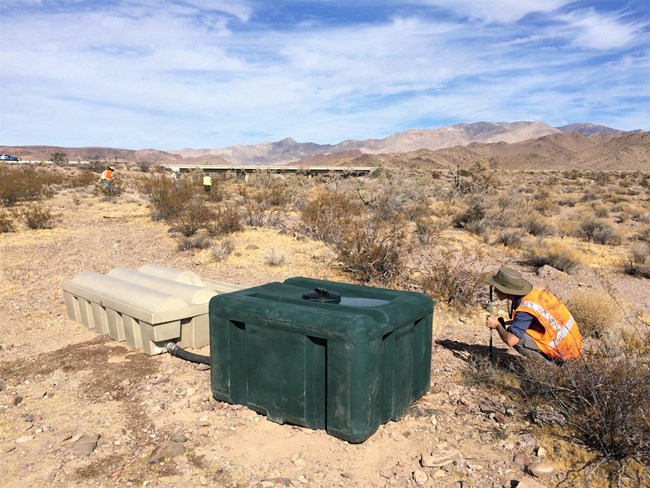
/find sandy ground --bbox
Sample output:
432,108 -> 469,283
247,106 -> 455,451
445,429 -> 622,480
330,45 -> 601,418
1,188 -> 648,488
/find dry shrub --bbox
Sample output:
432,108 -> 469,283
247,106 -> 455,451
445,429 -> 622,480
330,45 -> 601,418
566,290 -> 623,339
517,346 -> 650,483
0,210 -> 16,232
495,229 -> 524,248
525,238 -> 582,273
334,218 -> 409,286
577,218 -> 624,246
137,173 -> 196,221
0,164 -> 48,206
21,205 -> 56,229
622,245 -> 650,278
523,212 -> 558,237
301,190 -> 356,243
264,247 -> 286,266
206,202 -> 243,236
414,216 -> 448,245
176,234 -> 211,251
211,239 -> 234,262
417,247 -> 486,312
170,200 -> 215,237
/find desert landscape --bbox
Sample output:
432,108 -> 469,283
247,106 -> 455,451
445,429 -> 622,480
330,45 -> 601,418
1,131 -> 649,488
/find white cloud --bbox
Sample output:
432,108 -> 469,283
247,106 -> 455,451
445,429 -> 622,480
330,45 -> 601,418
558,8 -> 646,50
0,1 -> 647,147
415,0 -> 571,23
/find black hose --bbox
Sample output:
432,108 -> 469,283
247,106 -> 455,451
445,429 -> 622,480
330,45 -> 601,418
165,342 -> 210,365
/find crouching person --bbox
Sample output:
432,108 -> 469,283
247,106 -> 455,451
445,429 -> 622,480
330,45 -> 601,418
485,267 -> 582,363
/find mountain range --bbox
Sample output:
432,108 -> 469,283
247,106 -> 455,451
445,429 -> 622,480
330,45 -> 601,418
2,121 -> 648,171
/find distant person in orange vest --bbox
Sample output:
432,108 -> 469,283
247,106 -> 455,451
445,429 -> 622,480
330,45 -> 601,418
203,174 -> 212,192
99,165 -> 115,193
485,267 -> 582,362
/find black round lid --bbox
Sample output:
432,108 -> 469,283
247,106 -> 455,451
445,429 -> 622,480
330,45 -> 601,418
302,287 -> 341,303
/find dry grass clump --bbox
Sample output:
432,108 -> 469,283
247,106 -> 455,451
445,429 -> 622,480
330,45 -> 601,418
524,238 -> 583,273
566,290 -> 623,339
264,246 -> 286,266
136,173 -> 196,221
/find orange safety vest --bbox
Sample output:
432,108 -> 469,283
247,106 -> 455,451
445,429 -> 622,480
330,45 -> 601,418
514,288 -> 582,361
101,169 -> 114,181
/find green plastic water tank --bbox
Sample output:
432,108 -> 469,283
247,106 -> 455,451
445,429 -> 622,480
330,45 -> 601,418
209,276 -> 434,443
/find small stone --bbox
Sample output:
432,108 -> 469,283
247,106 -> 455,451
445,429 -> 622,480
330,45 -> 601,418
33,390 -> 47,400
515,475 -> 550,488
432,469 -> 447,478
119,379 -> 131,387
536,446 -> 548,458
494,412 -> 507,424
195,364 -> 210,371
16,435 -> 33,443
527,461 -> 555,478
479,401 -> 497,414
68,434 -> 100,456
196,427 -> 209,436
413,469 -> 428,485
421,448 -> 460,467
514,452 -> 531,466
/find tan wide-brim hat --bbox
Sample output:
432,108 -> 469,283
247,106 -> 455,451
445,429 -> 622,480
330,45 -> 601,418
485,267 -> 533,296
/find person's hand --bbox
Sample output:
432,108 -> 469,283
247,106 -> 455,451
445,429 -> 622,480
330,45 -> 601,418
486,315 -> 500,330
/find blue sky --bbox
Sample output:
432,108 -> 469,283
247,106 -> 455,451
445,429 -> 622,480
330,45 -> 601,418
0,0 -> 648,150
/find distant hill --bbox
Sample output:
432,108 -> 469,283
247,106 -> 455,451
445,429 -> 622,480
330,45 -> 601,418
557,123 -> 623,136
2,121 -> 647,171
0,145 -> 184,164
175,121 -> 561,165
